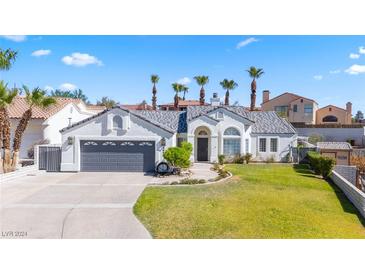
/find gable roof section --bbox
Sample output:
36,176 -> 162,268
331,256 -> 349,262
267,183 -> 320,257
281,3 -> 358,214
187,106 -> 296,134
261,92 -> 317,106
317,104 -> 348,113
317,142 -> 352,150
60,106 -> 186,134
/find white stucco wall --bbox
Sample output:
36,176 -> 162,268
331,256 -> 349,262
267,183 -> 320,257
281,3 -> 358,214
296,127 -> 365,146
10,119 -> 44,159
187,109 -> 252,163
250,134 -> 297,162
60,108 -> 174,172
43,103 -> 93,144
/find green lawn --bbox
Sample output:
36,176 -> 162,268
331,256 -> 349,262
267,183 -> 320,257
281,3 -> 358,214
134,164 -> 365,238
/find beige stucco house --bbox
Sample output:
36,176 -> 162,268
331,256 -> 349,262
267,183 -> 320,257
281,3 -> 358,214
261,91 -> 353,125
261,91 -> 318,124
316,103 -> 352,124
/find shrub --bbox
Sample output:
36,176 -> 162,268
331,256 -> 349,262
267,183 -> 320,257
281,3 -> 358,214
171,178 -> 206,185
218,154 -> 225,165
233,154 -> 245,164
307,151 -> 336,178
265,155 -> 275,163
163,141 -> 192,168
243,153 -> 252,164
308,134 -> 323,145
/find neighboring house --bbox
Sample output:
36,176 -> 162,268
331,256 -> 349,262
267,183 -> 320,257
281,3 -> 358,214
59,104 -> 297,172
316,103 -> 352,124
159,100 -> 205,111
317,142 -> 352,165
122,101 -> 153,110
261,91 -> 353,125
9,97 -> 104,159
261,91 -> 318,124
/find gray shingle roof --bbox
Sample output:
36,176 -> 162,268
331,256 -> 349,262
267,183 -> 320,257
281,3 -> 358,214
317,142 -> 352,150
60,105 -> 296,135
186,106 -> 297,134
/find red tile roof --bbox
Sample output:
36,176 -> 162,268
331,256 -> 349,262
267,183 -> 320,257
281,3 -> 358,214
121,103 -> 153,110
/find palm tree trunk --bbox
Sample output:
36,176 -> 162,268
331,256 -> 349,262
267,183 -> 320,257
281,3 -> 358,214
174,93 -> 179,109
0,110 -> 4,173
225,90 -> 230,106
183,91 -> 186,100
1,108 -> 12,173
199,87 -> 205,105
152,84 -> 157,110
250,79 -> 256,111
11,109 -> 32,169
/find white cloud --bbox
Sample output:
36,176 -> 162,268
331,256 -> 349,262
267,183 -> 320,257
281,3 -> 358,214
313,75 -> 323,80
329,69 -> 340,74
31,49 -> 51,57
1,35 -> 27,42
44,85 -> 54,92
349,53 -> 360,59
62,52 -> 103,67
359,46 -> 365,54
345,64 -> 365,75
59,83 -> 77,91
236,37 -> 259,49
177,77 -> 191,85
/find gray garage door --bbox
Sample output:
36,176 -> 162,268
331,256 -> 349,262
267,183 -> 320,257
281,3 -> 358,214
80,140 -> 155,172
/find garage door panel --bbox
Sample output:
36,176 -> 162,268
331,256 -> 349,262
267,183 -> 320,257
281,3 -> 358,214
80,140 -> 155,172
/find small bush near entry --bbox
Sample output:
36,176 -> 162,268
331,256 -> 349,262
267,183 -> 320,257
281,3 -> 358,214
170,178 -> 206,185
265,155 -> 275,163
233,154 -> 245,164
163,141 -> 192,168
218,155 -> 225,165
244,153 -> 252,164
307,151 -> 336,178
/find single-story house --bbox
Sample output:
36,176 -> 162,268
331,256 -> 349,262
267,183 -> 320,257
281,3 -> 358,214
9,96 -> 105,159
317,142 -> 352,165
59,105 -> 297,172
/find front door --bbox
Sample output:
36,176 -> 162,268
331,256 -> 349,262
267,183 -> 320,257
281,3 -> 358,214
197,138 -> 208,161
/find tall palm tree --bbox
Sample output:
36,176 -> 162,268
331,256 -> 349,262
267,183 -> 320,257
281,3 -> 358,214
246,66 -> 264,111
11,86 -> 56,169
0,48 -> 18,71
172,83 -> 183,108
220,79 -> 238,106
0,81 -> 18,173
181,85 -> 189,100
194,76 -> 209,105
151,74 -> 159,110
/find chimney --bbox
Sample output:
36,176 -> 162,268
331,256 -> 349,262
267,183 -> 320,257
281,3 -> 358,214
346,102 -> 352,115
263,90 -> 270,104
210,92 -> 220,106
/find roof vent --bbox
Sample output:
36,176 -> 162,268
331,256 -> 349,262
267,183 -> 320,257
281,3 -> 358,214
211,93 -> 220,106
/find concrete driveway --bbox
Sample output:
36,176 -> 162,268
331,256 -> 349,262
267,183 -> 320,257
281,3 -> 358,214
1,172 -> 152,239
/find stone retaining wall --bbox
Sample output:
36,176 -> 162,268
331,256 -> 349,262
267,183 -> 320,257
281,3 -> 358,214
331,170 -> 365,219
333,165 -> 358,186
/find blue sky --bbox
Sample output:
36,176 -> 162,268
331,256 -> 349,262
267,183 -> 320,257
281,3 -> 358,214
1,35 -> 364,112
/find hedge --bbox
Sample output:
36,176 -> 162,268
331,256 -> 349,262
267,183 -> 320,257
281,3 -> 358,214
307,151 -> 336,178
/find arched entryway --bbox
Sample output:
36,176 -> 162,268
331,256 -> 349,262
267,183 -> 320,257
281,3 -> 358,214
195,127 -> 211,162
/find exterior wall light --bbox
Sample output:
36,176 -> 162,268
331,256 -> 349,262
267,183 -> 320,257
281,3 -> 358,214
160,137 -> 166,147
67,136 -> 74,145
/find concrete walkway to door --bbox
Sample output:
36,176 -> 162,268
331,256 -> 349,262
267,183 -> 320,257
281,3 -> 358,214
1,172 -> 152,239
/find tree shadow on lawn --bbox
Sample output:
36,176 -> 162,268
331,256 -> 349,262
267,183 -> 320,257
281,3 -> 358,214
293,164 -> 365,227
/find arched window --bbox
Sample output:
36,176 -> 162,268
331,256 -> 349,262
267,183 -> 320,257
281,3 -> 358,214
322,115 -> 338,123
113,115 -> 123,129
198,130 -> 208,136
223,127 -> 241,156
224,127 -> 240,136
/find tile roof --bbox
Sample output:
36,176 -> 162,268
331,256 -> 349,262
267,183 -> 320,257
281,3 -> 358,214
159,100 -> 205,107
186,106 -> 297,134
317,142 -> 352,150
9,96 -> 104,119
122,104 -> 153,110
9,96 -> 81,119
60,105 -> 296,135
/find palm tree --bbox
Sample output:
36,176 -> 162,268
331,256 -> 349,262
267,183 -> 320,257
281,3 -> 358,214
151,74 -> 159,110
181,85 -> 189,100
172,83 -> 183,108
0,81 -> 18,173
96,96 -> 119,108
0,48 -> 18,71
220,79 -> 238,106
194,76 -> 209,105
50,89 -> 89,103
11,86 -> 56,169
246,66 -> 264,111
